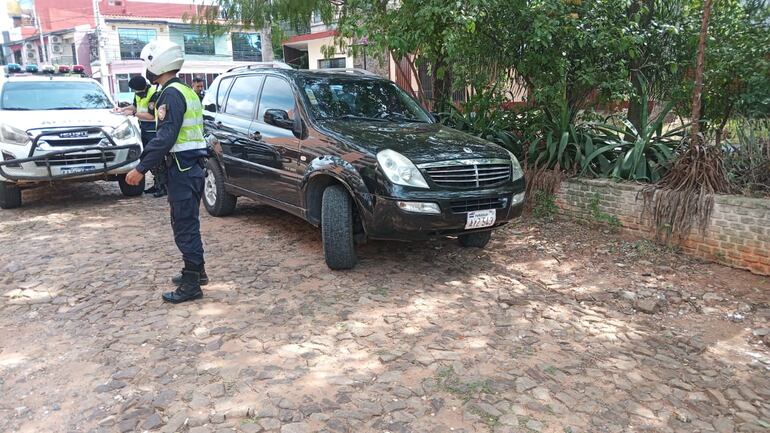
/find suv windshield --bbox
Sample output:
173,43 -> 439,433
301,77 -> 432,123
1,81 -> 113,110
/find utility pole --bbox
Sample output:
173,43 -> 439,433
32,0 -> 48,64
92,0 -> 109,88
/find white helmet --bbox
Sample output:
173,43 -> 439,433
140,40 -> 184,75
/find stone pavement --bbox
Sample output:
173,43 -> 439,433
0,181 -> 768,433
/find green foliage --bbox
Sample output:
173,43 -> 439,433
532,191 -> 558,220
588,193 -> 621,230
697,0 -> 770,129
583,80 -> 686,182
439,92 -> 523,157
723,118 -> 770,197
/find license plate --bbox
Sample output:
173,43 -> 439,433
60,165 -> 95,175
465,209 -> 496,230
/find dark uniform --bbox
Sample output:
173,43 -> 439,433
136,78 -> 208,275
134,87 -> 166,196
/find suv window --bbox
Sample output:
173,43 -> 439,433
301,77 -> 431,123
1,81 -> 113,110
224,75 -> 262,118
216,77 -> 233,112
257,76 -> 296,122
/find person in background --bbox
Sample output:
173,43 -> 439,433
119,76 -> 167,197
192,77 -> 206,101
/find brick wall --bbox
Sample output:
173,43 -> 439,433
555,179 -> 770,276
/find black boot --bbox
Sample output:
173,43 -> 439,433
153,185 -> 167,198
162,270 -> 203,304
172,266 -> 208,286
144,185 -> 158,194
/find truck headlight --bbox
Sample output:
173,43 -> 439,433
0,124 -> 31,146
377,149 -> 429,189
504,148 -> 524,181
111,119 -> 137,141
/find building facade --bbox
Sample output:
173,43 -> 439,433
5,0 -> 271,103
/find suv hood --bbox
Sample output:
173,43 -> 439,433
317,121 -> 510,165
1,109 -> 128,132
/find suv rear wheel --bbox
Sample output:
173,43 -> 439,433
0,182 -> 22,209
322,185 -> 358,270
458,231 -> 492,248
117,174 -> 145,197
203,159 -> 237,216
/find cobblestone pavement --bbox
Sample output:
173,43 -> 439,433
1,181 -> 769,433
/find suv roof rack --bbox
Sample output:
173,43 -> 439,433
227,61 -> 294,72
313,68 -> 375,76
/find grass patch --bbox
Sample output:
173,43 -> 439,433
588,192 -> 621,231
467,405 -> 500,427
435,366 -> 494,403
532,191 -> 558,220
372,287 -> 388,296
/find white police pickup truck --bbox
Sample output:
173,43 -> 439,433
0,71 -> 144,209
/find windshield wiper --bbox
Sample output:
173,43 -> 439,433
332,114 -> 389,122
2,107 -> 31,110
46,107 -> 87,110
384,114 -> 427,123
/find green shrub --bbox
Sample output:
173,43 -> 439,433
532,191 -> 558,220
723,118 -> 770,197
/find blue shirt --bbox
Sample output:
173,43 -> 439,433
136,78 -> 207,173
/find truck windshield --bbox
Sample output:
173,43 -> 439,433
1,81 -> 113,110
301,77 -> 432,123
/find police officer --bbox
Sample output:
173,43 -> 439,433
192,77 -> 206,102
127,76 -> 167,197
124,40 -> 209,303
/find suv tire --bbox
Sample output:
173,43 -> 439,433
322,185 -> 358,270
458,231 -> 492,248
117,174 -> 145,197
203,159 -> 237,216
0,182 -> 22,209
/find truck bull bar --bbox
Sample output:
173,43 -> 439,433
0,127 -> 141,181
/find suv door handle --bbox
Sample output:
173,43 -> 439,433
250,131 -> 262,140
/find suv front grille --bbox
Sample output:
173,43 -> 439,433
423,161 -> 512,189
34,152 -> 116,167
450,197 -> 507,213
43,137 -> 105,147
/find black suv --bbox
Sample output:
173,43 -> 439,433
201,64 -> 525,269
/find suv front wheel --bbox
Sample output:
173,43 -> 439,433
0,182 -> 22,209
322,185 -> 358,270
458,231 -> 492,248
203,159 -> 237,217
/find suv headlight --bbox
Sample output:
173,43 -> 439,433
505,148 -> 524,181
111,119 -> 137,141
377,149 -> 429,189
0,124 -> 31,146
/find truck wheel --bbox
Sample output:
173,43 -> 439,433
0,182 -> 22,209
203,159 -> 237,216
117,174 -> 145,197
458,231 -> 492,248
321,185 -> 358,270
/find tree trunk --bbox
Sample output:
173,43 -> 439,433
626,0 -> 654,136
690,0 -> 714,143
431,57 -> 452,113
262,24 -> 274,62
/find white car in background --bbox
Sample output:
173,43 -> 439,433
0,73 -> 144,209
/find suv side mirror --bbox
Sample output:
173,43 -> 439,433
264,109 -> 294,130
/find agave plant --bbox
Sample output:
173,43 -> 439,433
582,82 -> 688,182
525,103 -> 593,173
439,95 -> 524,157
